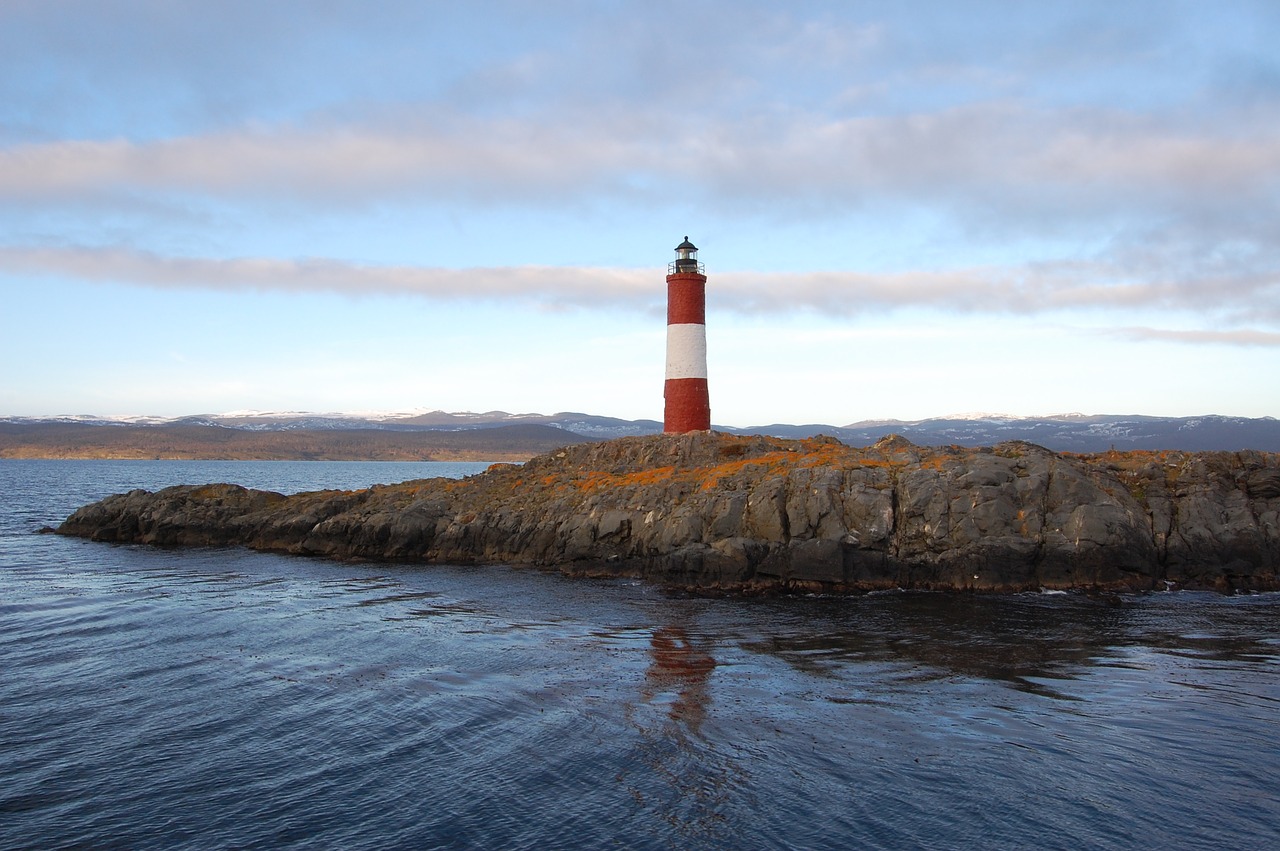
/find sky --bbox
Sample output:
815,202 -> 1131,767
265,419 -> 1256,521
1,0 -> 1278,426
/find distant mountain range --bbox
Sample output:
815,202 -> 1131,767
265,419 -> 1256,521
2,410 -> 1277,458
735,413 -> 1280,453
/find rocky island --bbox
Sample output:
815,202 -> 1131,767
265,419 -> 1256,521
57,432 -> 1280,594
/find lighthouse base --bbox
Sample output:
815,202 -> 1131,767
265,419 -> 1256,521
664,378 -> 711,433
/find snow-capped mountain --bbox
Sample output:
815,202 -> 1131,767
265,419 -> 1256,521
3,411 -> 1277,451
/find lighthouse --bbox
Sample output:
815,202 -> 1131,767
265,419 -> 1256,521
664,237 -> 711,433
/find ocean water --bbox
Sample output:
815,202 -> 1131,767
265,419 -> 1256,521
1,459 -> 1278,850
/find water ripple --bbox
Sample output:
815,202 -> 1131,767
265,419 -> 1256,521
3,461 -> 1280,848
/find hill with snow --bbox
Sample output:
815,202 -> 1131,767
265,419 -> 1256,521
3,410 -> 1278,455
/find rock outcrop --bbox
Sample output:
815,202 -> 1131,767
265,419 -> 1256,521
57,432 -> 1280,594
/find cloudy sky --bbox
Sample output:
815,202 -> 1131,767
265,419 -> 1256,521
1,1 -> 1277,425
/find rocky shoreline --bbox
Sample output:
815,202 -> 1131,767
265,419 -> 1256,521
57,432 -> 1280,594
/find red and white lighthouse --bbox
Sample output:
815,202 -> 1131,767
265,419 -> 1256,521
664,236 -> 711,433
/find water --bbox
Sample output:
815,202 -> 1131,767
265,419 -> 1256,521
2,459 -> 1278,850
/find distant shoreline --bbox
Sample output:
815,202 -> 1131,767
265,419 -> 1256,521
0,422 -> 594,463
1,450 -> 527,462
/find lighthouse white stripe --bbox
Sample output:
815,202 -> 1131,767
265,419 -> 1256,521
665,323 -> 708,380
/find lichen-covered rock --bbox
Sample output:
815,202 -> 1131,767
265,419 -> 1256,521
57,432 -> 1280,594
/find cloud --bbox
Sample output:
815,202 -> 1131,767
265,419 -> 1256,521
1,2 -> 1275,328
0,122 -> 640,203
0,245 -> 654,308
2,99 -> 1276,225
2,244 -> 1274,327
3,0 -> 1277,269
0,99 -> 1274,250
725,262 -> 1279,322
1109,327 -> 1280,347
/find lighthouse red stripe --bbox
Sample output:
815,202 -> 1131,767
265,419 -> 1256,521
666,275 -> 706,326
664,378 -> 710,433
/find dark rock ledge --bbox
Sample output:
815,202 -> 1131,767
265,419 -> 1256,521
57,432 -> 1280,594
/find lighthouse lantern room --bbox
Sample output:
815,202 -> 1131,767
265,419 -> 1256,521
670,237 -> 704,274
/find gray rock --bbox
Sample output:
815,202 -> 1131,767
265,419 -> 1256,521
57,432 -> 1280,594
